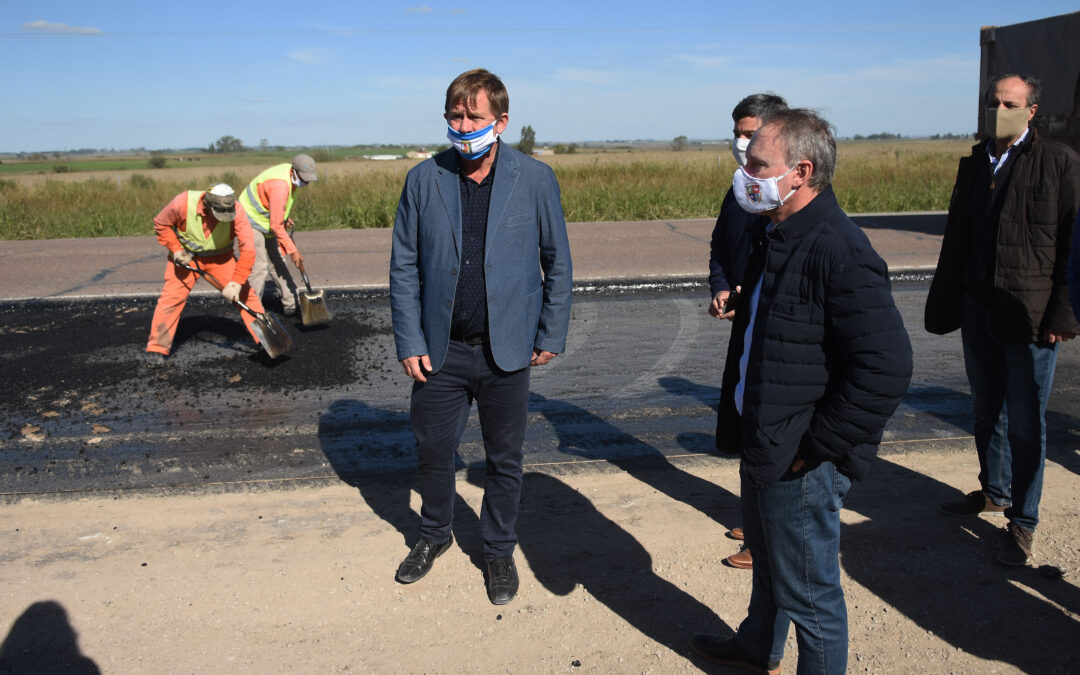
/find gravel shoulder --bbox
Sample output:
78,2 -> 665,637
2,448 -> 1077,673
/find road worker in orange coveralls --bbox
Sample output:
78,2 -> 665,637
238,154 -> 317,317
145,183 -> 265,367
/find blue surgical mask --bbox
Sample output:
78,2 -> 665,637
447,121 -> 499,160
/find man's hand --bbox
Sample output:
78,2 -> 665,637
172,249 -> 193,265
531,349 -> 557,367
790,455 -> 805,473
708,285 -> 741,321
290,250 -> 304,268
401,355 -> 432,382
1045,330 -> 1075,344
221,281 -> 242,303
709,290 -> 730,318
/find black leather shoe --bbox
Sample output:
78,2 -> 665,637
395,535 -> 453,584
486,556 -> 519,605
689,634 -> 780,674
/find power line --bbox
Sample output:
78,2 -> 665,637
1,23 -> 974,39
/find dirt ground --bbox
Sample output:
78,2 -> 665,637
1,448 -> 1078,674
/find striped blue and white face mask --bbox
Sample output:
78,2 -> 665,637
447,121 -> 499,160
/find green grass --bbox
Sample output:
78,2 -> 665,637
0,140 -> 970,240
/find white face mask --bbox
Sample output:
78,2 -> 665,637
732,164 -> 798,213
447,121 -> 499,160
731,137 -> 751,167
292,174 -> 308,188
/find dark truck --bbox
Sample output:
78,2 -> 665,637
979,11 -> 1080,153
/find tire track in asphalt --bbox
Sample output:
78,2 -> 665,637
615,297 -> 700,399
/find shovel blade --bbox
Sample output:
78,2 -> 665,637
298,289 -> 333,326
250,312 -> 293,359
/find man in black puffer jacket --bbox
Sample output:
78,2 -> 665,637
691,110 -> 912,675
926,74 -> 1079,568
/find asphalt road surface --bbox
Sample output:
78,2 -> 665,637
4,278 -> 1079,499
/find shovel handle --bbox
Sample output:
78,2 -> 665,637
176,260 -> 266,324
287,224 -> 313,291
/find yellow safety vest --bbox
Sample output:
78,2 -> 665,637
176,191 -> 234,256
238,164 -> 295,236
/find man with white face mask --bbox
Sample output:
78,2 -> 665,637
708,94 -> 788,574
692,109 -> 912,674
389,68 -> 572,605
238,154 -> 318,317
926,74 -> 1080,566
708,94 -> 788,321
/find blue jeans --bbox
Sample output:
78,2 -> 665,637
960,295 -> 1058,531
736,461 -> 851,675
410,339 -> 530,560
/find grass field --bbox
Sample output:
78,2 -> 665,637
0,140 -> 971,240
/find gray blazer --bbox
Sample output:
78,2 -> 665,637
390,143 -> 573,373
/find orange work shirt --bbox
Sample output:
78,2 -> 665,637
250,177 -> 298,254
152,192 -> 257,285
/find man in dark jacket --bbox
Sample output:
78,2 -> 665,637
708,92 -> 788,573
926,73 -> 1079,567
690,109 -> 912,675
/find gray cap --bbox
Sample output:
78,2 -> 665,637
292,154 -> 318,182
204,183 -> 236,221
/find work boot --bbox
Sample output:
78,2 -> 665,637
939,490 -> 1009,517
145,352 -> 168,369
998,522 -> 1034,566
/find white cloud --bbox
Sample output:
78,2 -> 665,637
22,20 -> 101,34
288,48 -> 330,65
406,6 -> 433,13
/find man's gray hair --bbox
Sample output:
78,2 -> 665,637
986,73 -> 1041,108
760,108 -> 837,190
732,93 -> 788,123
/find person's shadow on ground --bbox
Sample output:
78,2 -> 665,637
530,392 -> 741,532
316,399 -> 486,574
842,456 -> 1080,672
509,471 -> 730,660
0,601 -> 100,674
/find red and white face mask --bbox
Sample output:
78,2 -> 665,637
732,164 -> 798,213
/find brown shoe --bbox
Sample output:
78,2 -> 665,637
723,546 -> 753,570
998,522 -> 1034,566
726,527 -> 745,541
939,490 -> 1009,517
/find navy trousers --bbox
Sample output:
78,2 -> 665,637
410,339 -> 530,560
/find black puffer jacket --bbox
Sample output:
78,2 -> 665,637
715,187 -> 913,487
925,130 -> 1080,341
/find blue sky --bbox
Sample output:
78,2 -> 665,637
2,1 -> 1075,152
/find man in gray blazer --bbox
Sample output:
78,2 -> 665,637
389,69 -> 573,605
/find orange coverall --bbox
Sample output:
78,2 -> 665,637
146,193 -> 266,355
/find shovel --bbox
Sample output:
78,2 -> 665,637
295,259 -> 333,326
177,260 -> 293,359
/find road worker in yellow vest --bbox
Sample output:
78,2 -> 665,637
145,183 -> 265,367
238,154 -> 317,317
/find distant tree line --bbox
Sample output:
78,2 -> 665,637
208,135 -> 244,153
